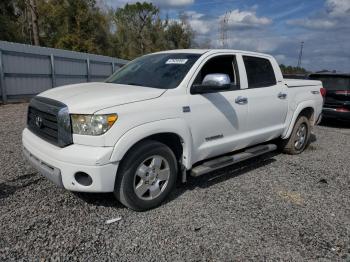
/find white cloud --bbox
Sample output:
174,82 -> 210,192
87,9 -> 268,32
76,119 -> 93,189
185,10 -> 204,20
189,19 -> 211,34
287,0 -> 350,30
223,9 -> 272,29
185,8 -> 272,39
153,0 -> 194,7
326,0 -> 350,17
184,11 -> 212,35
224,34 -> 289,53
287,18 -> 336,29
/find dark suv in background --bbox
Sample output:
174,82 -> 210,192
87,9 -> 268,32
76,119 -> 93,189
309,73 -> 350,121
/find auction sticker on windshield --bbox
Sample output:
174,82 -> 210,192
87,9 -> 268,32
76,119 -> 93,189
166,59 -> 188,64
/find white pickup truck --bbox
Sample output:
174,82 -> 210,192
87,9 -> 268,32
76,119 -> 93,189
22,49 -> 324,211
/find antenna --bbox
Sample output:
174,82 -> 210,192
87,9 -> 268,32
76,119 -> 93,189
297,41 -> 304,68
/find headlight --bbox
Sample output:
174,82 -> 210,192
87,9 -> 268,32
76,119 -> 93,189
71,114 -> 118,136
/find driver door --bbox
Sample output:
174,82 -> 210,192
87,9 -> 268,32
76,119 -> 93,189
186,54 -> 249,163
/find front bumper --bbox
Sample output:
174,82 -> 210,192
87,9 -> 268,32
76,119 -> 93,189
323,108 -> 350,120
22,128 -> 119,192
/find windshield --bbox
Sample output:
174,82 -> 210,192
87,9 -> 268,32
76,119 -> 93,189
309,75 -> 350,90
106,53 -> 201,89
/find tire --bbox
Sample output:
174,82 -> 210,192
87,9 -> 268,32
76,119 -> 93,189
279,116 -> 311,155
114,140 -> 178,211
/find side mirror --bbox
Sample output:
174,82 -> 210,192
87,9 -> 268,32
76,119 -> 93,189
192,73 -> 232,94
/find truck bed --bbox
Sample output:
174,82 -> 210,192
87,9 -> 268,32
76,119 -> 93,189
284,79 -> 321,87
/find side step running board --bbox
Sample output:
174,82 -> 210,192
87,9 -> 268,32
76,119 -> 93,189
191,144 -> 277,177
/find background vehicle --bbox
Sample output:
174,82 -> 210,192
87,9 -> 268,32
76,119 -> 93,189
22,49 -> 324,211
283,74 -> 307,79
309,73 -> 350,120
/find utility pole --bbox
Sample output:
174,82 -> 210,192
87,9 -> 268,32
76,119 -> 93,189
219,11 -> 231,48
297,41 -> 304,68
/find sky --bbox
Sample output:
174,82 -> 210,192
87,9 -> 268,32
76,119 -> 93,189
105,0 -> 350,72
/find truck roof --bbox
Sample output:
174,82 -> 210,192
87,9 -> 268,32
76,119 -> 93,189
153,49 -> 273,58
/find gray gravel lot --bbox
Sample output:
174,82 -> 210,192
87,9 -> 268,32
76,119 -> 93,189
0,103 -> 350,261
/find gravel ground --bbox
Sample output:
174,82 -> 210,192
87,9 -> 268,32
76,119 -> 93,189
0,103 -> 349,261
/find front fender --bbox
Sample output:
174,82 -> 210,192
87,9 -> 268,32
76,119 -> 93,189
109,118 -> 193,169
282,100 -> 317,139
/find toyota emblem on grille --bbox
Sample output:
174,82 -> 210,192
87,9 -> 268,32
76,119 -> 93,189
35,115 -> 43,128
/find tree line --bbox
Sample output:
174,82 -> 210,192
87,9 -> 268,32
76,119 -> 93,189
0,0 -> 194,60
279,64 -> 308,75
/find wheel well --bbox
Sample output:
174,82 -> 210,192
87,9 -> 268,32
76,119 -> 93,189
147,133 -> 183,161
299,107 -> 314,122
123,133 -> 183,162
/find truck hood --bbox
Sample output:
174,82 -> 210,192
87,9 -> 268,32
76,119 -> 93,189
38,82 -> 166,114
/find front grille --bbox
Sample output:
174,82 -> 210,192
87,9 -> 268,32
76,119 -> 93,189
27,97 -> 72,147
28,106 -> 58,143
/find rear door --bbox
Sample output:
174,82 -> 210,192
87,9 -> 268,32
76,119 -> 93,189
241,55 -> 288,143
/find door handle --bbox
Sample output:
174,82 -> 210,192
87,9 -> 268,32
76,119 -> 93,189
235,96 -> 248,105
278,92 -> 287,99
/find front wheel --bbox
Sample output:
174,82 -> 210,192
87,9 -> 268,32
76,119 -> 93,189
114,140 -> 178,211
279,116 -> 311,155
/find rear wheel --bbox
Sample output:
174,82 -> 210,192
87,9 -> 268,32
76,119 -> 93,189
279,116 -> 311,155
114,140 -> 178,211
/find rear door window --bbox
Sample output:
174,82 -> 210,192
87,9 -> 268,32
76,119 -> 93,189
243,56 -> 277,88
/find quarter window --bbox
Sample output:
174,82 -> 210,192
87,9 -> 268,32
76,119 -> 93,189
243,56 -> 276,88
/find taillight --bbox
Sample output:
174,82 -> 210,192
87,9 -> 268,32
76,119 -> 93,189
320,88 -> 326,97
335,90 -> 350,95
